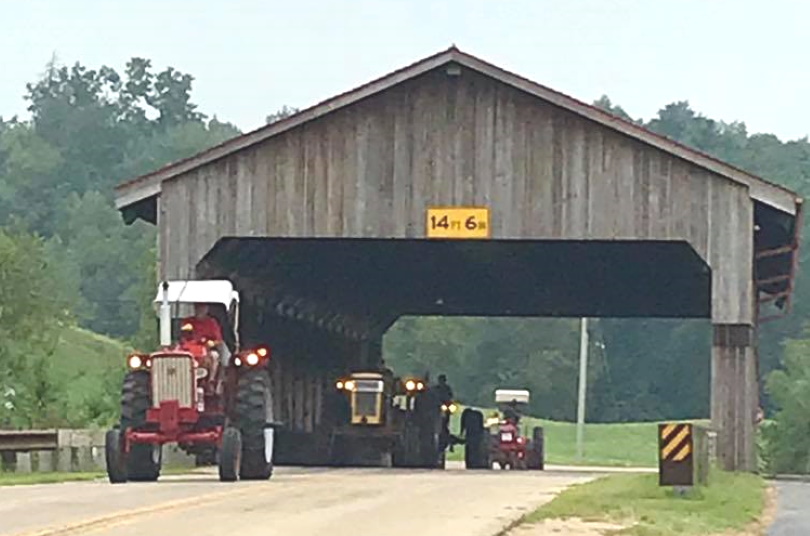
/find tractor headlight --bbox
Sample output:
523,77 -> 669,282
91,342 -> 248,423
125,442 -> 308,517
344,380 -> 356,391
441,403 -> 448,412
245,353 -> 260,366
257,347 -> 269,358
336,380 -> 344,390
416,381 -> 425,391
127,355 -> 143,369
405,380 -> 416,391
449,403 -> 458,413
234,357 -> 242,367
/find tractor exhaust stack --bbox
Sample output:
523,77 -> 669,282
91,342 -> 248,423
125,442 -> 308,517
160,280 -> 171,347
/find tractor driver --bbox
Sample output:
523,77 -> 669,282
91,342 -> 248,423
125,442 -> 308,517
180,303 -> 227,390
181,303 -> 223,344
503,400 -> 521,425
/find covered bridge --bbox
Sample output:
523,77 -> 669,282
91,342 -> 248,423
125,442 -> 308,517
115,47 -> 802,471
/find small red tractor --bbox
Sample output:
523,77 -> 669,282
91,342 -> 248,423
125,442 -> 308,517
461,389 -> 544,470
488,389 -> 544,470
105,280 -> 276,483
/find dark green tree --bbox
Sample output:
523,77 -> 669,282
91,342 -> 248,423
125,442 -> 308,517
1,57 -> 244,340
266,105 -> 300,124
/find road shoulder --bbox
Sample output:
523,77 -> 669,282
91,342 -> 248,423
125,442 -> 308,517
505,470 -> 771,536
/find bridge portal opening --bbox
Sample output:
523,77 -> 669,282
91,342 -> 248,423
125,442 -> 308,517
194,237 -> 712,464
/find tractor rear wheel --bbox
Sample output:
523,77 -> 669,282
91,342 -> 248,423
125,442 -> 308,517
393,418 -> 421,468
463,409 -> 489,469
105,428 -> 127,484
120,371 -> 161,481
195,448 -> 217,467
235,368 -> 274,480
527,427 -> 545,470
417,420 -> 443,469
219,427 -> 241,482
436,449 -> 446,469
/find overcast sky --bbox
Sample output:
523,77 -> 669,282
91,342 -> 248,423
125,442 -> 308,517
2,0 -> 809,140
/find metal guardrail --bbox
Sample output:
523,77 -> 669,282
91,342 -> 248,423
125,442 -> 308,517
0,430 -> 59,452
0,429 -> 193,474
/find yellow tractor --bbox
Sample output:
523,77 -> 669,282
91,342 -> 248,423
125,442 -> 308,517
328,371 -> 446,468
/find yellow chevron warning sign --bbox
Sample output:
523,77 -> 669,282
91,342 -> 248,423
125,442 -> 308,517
658,422 -> 694,486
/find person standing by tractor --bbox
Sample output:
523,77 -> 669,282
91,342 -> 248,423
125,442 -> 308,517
433,374 -> 454,450
434,374 -> 454,402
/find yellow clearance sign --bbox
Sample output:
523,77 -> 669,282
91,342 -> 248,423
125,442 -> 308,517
426,207 -> 490,239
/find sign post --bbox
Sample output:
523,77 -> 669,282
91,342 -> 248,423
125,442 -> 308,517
576,317 -> 588,460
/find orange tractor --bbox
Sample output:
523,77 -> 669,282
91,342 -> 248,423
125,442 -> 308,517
329,371 -> 448,468
105,280 -> 276,483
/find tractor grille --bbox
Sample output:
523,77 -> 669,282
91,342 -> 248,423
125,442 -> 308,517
151,356 -> 193,408
354,392 -> 378,418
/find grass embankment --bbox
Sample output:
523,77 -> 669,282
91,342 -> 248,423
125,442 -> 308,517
447,409 -> 667,467
51,326 -> 130,397
0,327 -> 198,486
48,326 -> 131,425
523,470 -> 767,535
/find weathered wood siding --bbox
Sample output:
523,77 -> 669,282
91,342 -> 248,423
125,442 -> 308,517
159,68 -> 753,324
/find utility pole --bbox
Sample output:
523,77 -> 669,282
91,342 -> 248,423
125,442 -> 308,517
576,317 -> 589,461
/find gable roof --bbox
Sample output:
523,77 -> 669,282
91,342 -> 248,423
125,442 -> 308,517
115,46 -> 801,215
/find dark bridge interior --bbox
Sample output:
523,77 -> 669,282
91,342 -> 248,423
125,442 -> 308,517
199,238 -> 712,338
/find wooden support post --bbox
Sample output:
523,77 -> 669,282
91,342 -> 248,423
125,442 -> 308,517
270,356 -> 282,427
314,376 -> 323,429
294,374 -> 305,431
711,324 -> 757,472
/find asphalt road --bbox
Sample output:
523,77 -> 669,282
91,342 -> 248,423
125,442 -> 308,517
0,464 -> 597,536
768,481 -> 810,536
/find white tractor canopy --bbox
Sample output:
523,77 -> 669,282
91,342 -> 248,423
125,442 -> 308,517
153,280 -> 241,350
495,389 -> 530,405
153,280 -> 240,308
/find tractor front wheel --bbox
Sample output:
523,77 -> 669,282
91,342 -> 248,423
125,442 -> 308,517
105,428 -> 127,484
120,371 -> 161,481
219,427 -> 242,482
463,409 -> 490,469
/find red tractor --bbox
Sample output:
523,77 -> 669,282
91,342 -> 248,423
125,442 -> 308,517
488,389 -> 543,470
461,389 -> 544,470
105,280 -> 276,483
